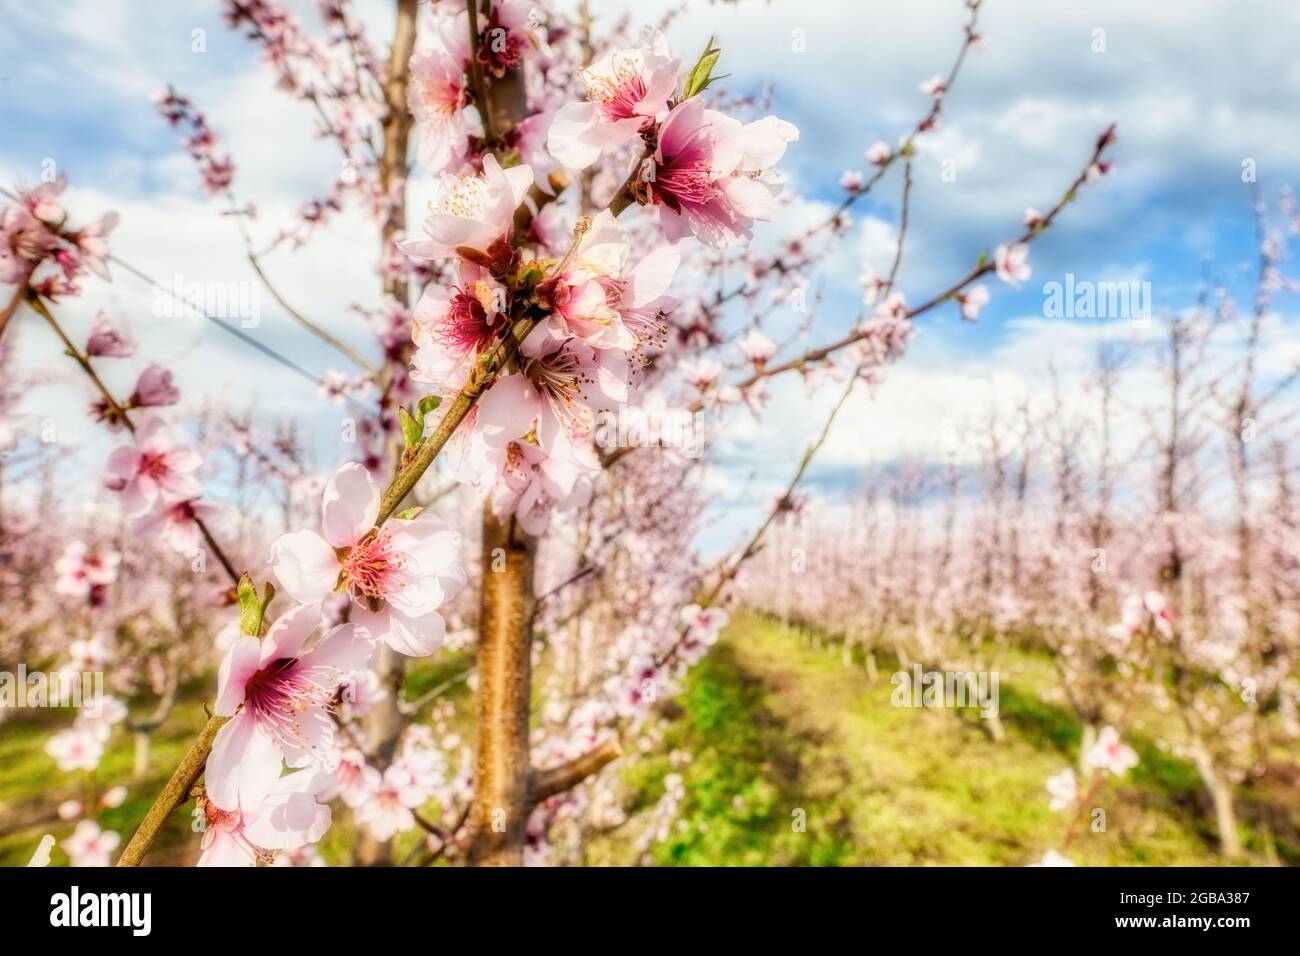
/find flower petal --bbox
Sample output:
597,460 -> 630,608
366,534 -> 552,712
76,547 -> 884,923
321,462 -> 381,549
206,712 -> 283,812
260,603 -> 323,663
270,530 -> 340,605
214,636 -> 261,717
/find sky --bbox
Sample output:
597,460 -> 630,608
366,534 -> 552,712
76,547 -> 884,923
2,0 -> 1299,554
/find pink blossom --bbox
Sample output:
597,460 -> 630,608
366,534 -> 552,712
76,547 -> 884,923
994,242 -> 1030,288
0,203 -> 57,282
839,169 -> 865,191
354,764 -> 423,840
54,541 -> 121,598
137,497 -> 221,555
487,440 -> 594,536
1023,206 -> 1044,229
401,155 -> 533,268
270,463 -> 467,656
680,357 -> 721,392
62,820 -> 120,867
512,110 -> 563,193
407,33 -> 476,173
1083,725 -> 1138,777
859,264 -> 885,307
646,97 -> 798,249
874,290 -> 909,323
319,747 -> 379,808
957,284 -> 989,321
103,416 -> 204,517
552,211 -> 680,353
207,604 -> 372,810
318,370 -> 356,405
68,635 -> 112,671
1045,767 -> 1077,811
610,656 -> 663,718
1139,591 -> 1174,638
76,695 -> 128,742
46,725 -> 104,773
919,74 -> 947,98
270,845 -> 325,867
338,668 -> 388,721
475,0 -> 531,78
129,364 -> 180,408
410,265 -> 507,387
865,141 -> 892,166
534,210 -> 679,355
475,321 -> 629,457
64,211 -> 118,280
1111,591 -> 1174,643
680,603 -> 729,643
530,200 -> 578,255
547,31 -> 678,169
739,327 -> 777,367
85,312 -> 135,357
196,769 -> 332,867
23,174 -> 68,224
1085,159 -> 1112,184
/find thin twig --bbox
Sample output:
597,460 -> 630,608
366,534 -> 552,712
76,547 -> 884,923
27,291 -> 241,584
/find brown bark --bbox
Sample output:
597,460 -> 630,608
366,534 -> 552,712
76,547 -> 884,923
529,739 -> 622,804
467,505 -> 537,866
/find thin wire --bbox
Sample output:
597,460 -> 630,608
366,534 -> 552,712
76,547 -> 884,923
1,184 -> 375,414
108,254 -> 331,390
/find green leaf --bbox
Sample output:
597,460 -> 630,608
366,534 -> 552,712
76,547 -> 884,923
259,581 -> 276,624
682,36 -> 723,100
399,406 -> 423,448
417,394 -> 442,419
237,573 -> 262,636
394,506 -> 424,521
516,262 -> 545,290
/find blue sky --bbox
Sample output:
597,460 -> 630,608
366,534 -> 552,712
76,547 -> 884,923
2,0 -> 1298,553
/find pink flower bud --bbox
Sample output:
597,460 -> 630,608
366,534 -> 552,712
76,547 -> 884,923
129,364 -> 180,408
85,312 -> 134,357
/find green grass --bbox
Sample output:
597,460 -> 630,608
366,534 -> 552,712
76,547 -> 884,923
606,614 -> 1282,866
0,699 -> 209,866
3,614 -> 1294,866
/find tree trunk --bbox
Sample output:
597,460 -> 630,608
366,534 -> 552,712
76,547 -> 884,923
1189,740 -> 1243,860
466,504 -> 536,866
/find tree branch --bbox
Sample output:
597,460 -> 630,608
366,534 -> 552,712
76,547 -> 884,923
27,291 -> 242,585
114,715 -> 227,867
528,738 -> 623,804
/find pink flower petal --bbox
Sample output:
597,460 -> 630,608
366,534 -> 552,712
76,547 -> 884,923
206,711 -> 283,812
320,462 -> 380,549
270,530 -> 340,605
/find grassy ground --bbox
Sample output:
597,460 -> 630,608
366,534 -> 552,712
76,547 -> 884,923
2,615 -> 1293,865
0,696 -> 209,866
0,655 -> 477,868
604,613 -> 1292,866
